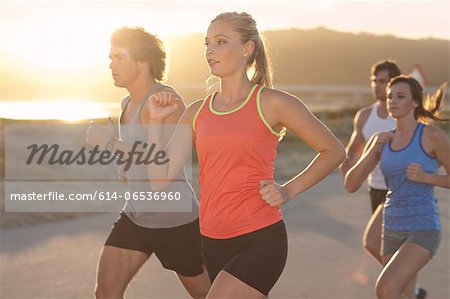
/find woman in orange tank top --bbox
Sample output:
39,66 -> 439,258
146,12 -> 346,298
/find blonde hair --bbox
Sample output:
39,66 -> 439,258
210,12 -> 273,88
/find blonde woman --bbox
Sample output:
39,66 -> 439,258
147,12 -> 345,298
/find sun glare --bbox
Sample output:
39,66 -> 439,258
0,100 -> 117,121
3,2 -> 201,72
8,17 -> 111,71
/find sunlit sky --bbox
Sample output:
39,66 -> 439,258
1,0 -> 449,71
0,0 -> 449,120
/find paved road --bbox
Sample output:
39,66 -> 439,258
1,173 -> 449,298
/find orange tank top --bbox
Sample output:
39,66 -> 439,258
193,84 -> 285,239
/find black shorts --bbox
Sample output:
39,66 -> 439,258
105,212 -> 204,277
368,187 -> 387,213
201,221 -> 288,296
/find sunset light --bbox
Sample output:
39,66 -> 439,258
1,2 -> 450,298
0,1 -> 448,121
0,100 -> 117,121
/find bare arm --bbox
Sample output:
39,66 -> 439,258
340,107 -> 370,176
344,132 -> 393,193
260,89 -> 346,204
406,126 -> 450,189
145,94 -> 203,190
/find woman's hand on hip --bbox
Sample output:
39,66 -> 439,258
259,180 -> 290,207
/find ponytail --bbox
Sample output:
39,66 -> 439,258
416,82 -> 448,124
249,35 -> 272,87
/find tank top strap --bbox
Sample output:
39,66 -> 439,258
241,83 -> 258,104
133,83 -> 165,119
205,91 -> 217,106
216,83 -> 261,116
367,102 -> 376,118
251,83 -> 262,98
246,84 -> 263,107
119,96 -> 131,125
410,123 -> 425,148
192,93 -> 216,132
121,95 -> 131,110
253,84 -> 286,141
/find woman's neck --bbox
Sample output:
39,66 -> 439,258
219,75 -> 253,104
395,116 -> 418,134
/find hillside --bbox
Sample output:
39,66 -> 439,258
166,27 -> 449,86
1,27 -> 448,102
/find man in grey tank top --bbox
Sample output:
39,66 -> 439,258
86,27 -> 210,299
341,61 -> 427,299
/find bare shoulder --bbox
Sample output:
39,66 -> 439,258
260,87 -> 306,110
259,87 -> 317,131
357,106 -> 372,118
422,125 -> 450,163
423,124 -> 448,142
261,87 -> 300,102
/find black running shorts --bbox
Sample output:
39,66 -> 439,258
201,220 -> 288,296
105,212 -> 204,277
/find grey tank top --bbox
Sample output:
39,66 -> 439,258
119,83 -> 199,228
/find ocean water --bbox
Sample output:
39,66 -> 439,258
0,100 -> 121,121
2,84 -> 448,121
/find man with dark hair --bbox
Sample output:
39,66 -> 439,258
341,60 -> 426,299
342,60 -> 400,212
89,27 -> 210,299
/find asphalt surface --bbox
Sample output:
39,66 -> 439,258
1,173 -> 449,298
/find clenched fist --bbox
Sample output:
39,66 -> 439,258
148,92 -> 180,122
406,163 -> 426,183
259,180 -> 290,208
86,117 -> 115,149
373,132 -> 394,155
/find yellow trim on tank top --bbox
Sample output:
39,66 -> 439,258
256,86 -> 286,141
208,84 -> 258,115
192,96 -> 209,133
